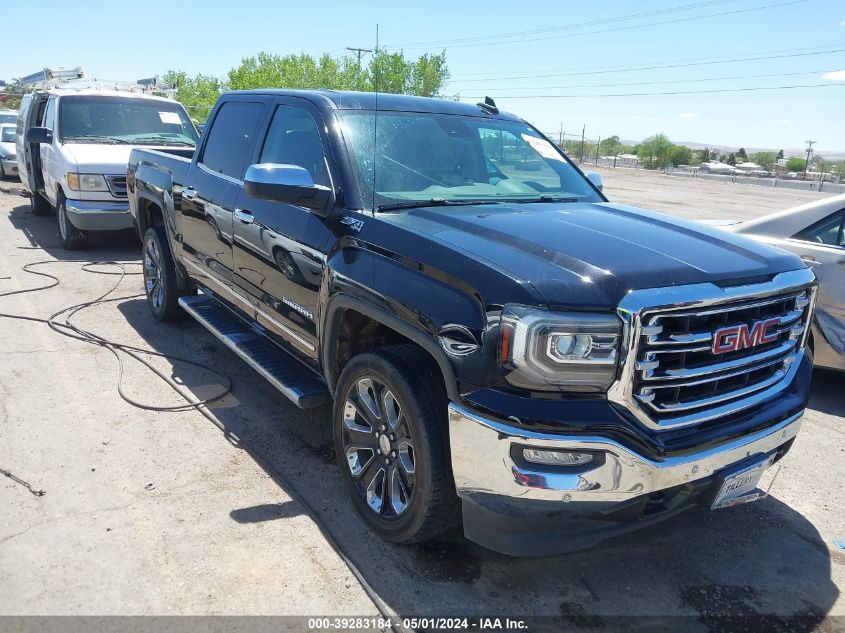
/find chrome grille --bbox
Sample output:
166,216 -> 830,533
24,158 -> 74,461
105,174 -> 127,198
633,291 -> 812,424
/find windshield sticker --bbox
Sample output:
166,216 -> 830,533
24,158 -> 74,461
521,134 -> 563,161
158,111 -> 182,125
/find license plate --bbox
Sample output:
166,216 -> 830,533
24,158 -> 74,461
710,455 -> 774,510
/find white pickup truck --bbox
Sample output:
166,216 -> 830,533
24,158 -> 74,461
16,89 -> 197,249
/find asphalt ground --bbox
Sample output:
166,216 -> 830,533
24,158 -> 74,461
0,173 -> 842,632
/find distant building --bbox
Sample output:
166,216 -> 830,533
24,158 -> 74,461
698,161 -> 740,175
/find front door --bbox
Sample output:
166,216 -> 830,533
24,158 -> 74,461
232,100 -> 336,366
179,99 -> 266,312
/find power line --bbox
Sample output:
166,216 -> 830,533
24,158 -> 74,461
461,83 -> 845,99
449,42 -> 841,78
450,68 -> 832,92
346,47 -> 372,65
448,47 -> 845,83
383,0 -> 743,48
387,0 -> 806,50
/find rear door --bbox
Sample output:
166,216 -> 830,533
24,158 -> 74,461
179,98 -> 267,311
231,98 -> 337,366
16,93 -> 47,194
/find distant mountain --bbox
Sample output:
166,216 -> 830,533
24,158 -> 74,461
673,141 -> 845,160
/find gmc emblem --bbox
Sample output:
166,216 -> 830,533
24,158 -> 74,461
711,318 -> 780,354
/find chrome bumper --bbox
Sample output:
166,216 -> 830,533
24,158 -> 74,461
65,199 -> 133,231
449,403 -> 802,505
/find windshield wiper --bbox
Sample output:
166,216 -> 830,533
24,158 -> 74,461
503,195 -> 580,204
63,135 -> 132,145
376,198 -> 503,212
133,135 -> 194,146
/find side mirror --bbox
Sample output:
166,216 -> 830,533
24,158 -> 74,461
244,163 -> 334,216
585,171 -> 603,192
26,127 -> 53,145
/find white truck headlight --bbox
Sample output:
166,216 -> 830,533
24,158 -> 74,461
66,173 -> 109,192
499,305 -> 621,392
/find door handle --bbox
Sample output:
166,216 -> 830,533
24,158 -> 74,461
235,208 -> 254,224
800,255 -> 822,268
182,187 -> 197,200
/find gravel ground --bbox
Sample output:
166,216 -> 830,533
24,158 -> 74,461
0,177 -> 843,632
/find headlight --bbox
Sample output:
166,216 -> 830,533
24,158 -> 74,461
66,173 -> 109,192
499,305 -> 621,392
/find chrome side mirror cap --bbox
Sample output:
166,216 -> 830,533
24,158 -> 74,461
243,163 -> 334,216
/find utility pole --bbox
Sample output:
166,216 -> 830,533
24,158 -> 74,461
558,123 -> 563,148
595,136 -> 601,165
347,47 -> 372,90
802,140 -> 815,181
579,125 -> 586,163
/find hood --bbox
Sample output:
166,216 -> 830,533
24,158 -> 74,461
0,141 -> 14,156
64,144 -> 133,172
64,143 -> 190,173
382,201 -> 806,308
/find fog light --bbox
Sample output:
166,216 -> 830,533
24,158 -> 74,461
522,448 -> 594,466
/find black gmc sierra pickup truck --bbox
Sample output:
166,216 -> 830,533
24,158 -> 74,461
127,90 -> 817,556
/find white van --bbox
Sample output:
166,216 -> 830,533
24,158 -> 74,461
17,89 -> 197,249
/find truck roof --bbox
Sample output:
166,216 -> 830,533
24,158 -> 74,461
226,89 -> 521,119
32,88 -> 182,103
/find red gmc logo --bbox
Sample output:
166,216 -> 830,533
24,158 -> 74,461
711,318 -> 780,354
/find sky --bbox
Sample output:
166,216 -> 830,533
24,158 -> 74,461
3,0 -> 844,153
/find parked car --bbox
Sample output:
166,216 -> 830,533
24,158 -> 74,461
128,90 -> 816,556
718,195 -> 844,371
0,109 -> 17,125
17,89 -> 197,249
0,123 -> 17,179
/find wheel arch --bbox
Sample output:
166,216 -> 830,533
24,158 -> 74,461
322,294 -> 460,402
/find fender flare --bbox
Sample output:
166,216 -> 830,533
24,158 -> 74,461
322,294 -> 460,401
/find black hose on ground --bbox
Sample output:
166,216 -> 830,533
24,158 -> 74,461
0,253 -> 403,633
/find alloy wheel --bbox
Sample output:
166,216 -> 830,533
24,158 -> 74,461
144,238 -> 164,311
342,376 -> 416,518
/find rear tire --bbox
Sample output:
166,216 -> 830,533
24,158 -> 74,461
57,198 -> 88,250
333,345 -> 458,544
143,225 -> 188,321
30,191 -> 52,216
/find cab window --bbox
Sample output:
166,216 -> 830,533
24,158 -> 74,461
199,101 -> 264,180
259,105 -> 330,187
794,210 -> 845,247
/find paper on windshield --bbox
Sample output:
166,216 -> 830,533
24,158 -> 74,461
521,133 -> 564,161
158,111 -> 182,125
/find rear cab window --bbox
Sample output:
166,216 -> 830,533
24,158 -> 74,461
199,101 -> 265,180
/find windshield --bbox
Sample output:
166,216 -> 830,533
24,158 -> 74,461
59,96 -> 198,145
0,113 -> 16,125
339,111 -> 601,209
1,126 -> 14,143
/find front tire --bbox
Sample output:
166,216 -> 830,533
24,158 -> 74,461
57,198 -> 88,250
334,345 -> 458,544
143,225 -> 187,321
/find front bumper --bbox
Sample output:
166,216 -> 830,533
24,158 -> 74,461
65,199 -> 133,231
449,402 -> 803,556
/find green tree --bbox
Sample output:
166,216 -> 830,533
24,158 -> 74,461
786,156 -> 806,171
751,151 -> 777,169
637,134 -> 675,169
736,147 -> 748,161
701,147 -> 711,162
0,79 -> 23,110
164,71 -> 225,122
599,135 -> 623,157
777,149 -> 784,160
726,153 -> 737,166
227,49 -> 450,97
671,145 -> 694,166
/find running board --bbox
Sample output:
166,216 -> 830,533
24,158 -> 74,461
178,294 -> 328,409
